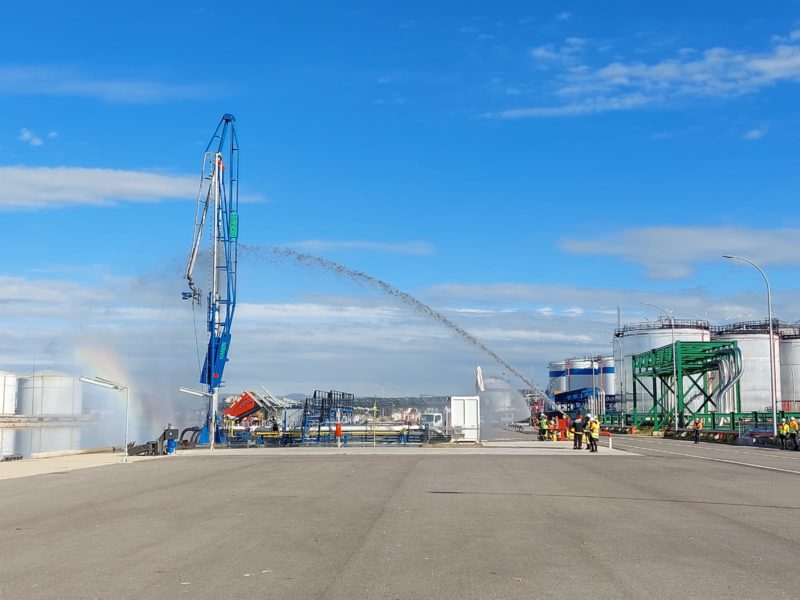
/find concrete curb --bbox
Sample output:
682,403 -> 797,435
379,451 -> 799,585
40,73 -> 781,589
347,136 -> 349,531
29,446 -> 117,459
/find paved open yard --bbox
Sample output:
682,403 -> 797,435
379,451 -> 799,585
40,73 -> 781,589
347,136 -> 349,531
1,437 -> 798,599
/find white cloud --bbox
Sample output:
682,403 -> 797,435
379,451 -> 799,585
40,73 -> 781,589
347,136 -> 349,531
18,128 -> 43,146
47,131 -> 58,139
0,65 -> 213,103
498,31 -> 800,118
6,264 -> 800,408
237,302 -> 400,322
743,128 -> 766,140
495,92 -> 650,118
565,37 -> 587,47
772,29 -> 800,43
471,327 -> 591,343
555,12 -> 572,22
289,240 -> 435,255
0,166 -> 196,209
530,38 -> 588,65
560,226 -> 800,279
532,45 -> 560,60
425,281 -> 800,327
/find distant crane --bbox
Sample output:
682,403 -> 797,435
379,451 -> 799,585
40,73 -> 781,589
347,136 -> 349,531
182,114 -> 240,445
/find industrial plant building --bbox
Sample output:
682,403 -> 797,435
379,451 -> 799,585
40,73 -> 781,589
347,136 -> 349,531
546,318 -> 800,430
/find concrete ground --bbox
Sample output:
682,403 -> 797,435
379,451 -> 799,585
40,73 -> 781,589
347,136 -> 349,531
1,434 -> 799,600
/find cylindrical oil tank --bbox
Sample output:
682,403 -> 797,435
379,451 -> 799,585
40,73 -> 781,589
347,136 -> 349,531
0,428 -> 17,456
599,357 -> 616,396
614,319 -> 710,413
547,361 -> 567,395
16,373 -> 83,416
780,335 -> 800,408
713,325 -> 781,413
0,370 -> 17,415
566,358 -> 598,392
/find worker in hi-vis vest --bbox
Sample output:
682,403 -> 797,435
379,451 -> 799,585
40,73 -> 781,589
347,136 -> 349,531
538,414 -> 548,441
693,418 -> 703,445
789,416 -> 799,451
547,418 -> 556,441
588,418 -> 599,453
779,419 -> 790,450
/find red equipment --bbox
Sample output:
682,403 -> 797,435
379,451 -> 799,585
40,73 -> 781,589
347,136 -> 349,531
222,391 -> 261,421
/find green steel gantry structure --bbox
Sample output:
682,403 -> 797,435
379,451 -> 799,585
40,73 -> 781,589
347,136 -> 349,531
631,341 -> 742,431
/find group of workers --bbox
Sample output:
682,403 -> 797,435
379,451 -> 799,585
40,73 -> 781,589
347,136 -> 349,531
536,413 -> 601,452
692,416 -> 800,450
569,413 -> 601,452
778,417 -> 800,450
537,414 -> 560,441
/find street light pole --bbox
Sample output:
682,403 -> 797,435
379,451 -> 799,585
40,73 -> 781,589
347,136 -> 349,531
723,255 -> 778,436
579,345 -> 599,417
600,330 -> 625,417
124,386 -> 129,461
641,302 -> 679,430
80,376 -> 129,463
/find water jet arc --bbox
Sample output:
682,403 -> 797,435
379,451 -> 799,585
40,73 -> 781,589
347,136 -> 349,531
242,245 -> 553,409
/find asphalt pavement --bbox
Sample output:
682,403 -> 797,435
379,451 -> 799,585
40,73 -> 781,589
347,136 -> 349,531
1,435 -> 798,600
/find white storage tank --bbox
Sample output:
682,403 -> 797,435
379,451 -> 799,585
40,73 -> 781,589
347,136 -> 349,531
547,361 -> 567,395
712,322 -> 781,413
0,370 -> 17,415
16,372 -> 83,416
780,335 -> 800,409
599,357 -> 616,396
567,358 -> 598,392
614,319 -> 710,412
0,428 -> 17,456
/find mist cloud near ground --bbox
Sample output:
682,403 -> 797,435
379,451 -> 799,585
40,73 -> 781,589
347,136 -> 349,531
3,253 -> 800,434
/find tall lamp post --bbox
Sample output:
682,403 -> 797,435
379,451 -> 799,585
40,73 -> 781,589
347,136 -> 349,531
578,344 -> 600,417
641,302 -> 679,429
723,255 -> 778,436
600,329 -> 625,417
179,387 -> 216,450
80,376 -> 129,463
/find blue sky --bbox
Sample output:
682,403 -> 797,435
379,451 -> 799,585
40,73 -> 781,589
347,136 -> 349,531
3,1 -> 800,427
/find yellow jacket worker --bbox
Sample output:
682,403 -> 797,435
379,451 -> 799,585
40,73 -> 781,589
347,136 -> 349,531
778,419 -> 790,450
588,419 -> 600,453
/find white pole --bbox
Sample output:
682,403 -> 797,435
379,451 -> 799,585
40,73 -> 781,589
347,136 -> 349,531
210,389 -> 217,451
723,256 -> 778,436
670,315 -> 678,429
642,302 -> 678,429
124,387 -> 129,463
208,153 -> 223,451
601,329 -> 626,420
615,337 -> 625,417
